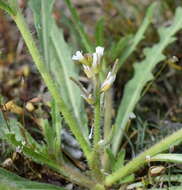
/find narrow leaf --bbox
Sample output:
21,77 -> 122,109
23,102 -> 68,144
118,2 -> 157,69
0,167 -> 66,190
29,0 -> 88,136
50,23 -> 88,136
63,0 -> 93,52
108,35 -> 132,62
0,0 -> 16,15
95,18 -> 105,46
151,154 -> 182,164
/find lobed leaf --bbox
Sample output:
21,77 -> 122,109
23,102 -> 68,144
118,2 -> 157,69
112,7 -> 182,155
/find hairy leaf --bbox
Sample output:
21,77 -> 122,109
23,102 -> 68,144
112,7 -> 182,155
29,0 -> 88,136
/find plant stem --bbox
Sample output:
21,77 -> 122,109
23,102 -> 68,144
93,89 -> 101,146
102,89 -> 113,170
90,88 -> 104,181
105,128 -> 182,186
62,164 -> 94,188
104,90 -> 112,141
12,9 -> 92,163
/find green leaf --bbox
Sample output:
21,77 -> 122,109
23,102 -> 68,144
0,167 -> 66,190
0,0 -> 16,15
5,133 -> 65,175
106,148 -> 116,168
118,174 -> 135,184
108,35 -> 132,62
150,186 -> 182,190
151,154 -> 182,164
50,24 -> 88,136
118,2 -> 157,69
29,0 -> 54,69
0,111 -> 8,133
41,119 -> 56,154
63,0 -> 93,52
51,99 -> 63,159
113,149 -> 126,172
29,0 -> 88,137
95,18 -> 105,46
112,7 -> 182,155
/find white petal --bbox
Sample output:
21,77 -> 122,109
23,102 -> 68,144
129,112 -> 136,119
101,80 -> 108,89
92,53 -> 98,68
72,51 -> 84,61
83,65 -> 93,78
101,73 -> 116,90
108,75 -> 116,84
106,72 -> 112,79
96,46 -> 104,57
72,55 -> 78,60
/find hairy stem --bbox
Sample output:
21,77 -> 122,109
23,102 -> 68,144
93,89 -> 101,146
102,89 -> 113,170
90,88 -> 104,181
11,8 -> 92,163
104,90 -> 112,141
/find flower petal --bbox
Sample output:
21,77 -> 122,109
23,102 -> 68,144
92,53 -> 98,68
72,51 -> 84,61
100,72 -> 116,92
83,65 -> 93,78
96,46 -> 104,57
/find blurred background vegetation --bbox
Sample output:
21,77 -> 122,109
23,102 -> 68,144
0,0 -> 182,189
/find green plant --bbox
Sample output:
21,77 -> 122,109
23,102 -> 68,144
0,167 -> 66,190
0,1 -> 182,190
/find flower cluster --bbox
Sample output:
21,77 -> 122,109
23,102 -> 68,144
72,46 -> 116,103
72,46 -> 104,78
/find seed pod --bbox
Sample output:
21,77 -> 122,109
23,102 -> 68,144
149,166 -> 166,176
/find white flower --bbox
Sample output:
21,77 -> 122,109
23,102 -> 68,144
92,46 -> 104,72
96,46 -> 104,58
129,112 -> 136,119
100,72 -> 116,92
83,65 -> 93,78
92,53 -> 98,69
72,51 -> 84,61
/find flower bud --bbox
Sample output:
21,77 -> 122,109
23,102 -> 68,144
72,51 -> 84,61
100,72 -> 116,92
83,65 -> 93,78
96,46 -> 104,58
81,94 -> 95,104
